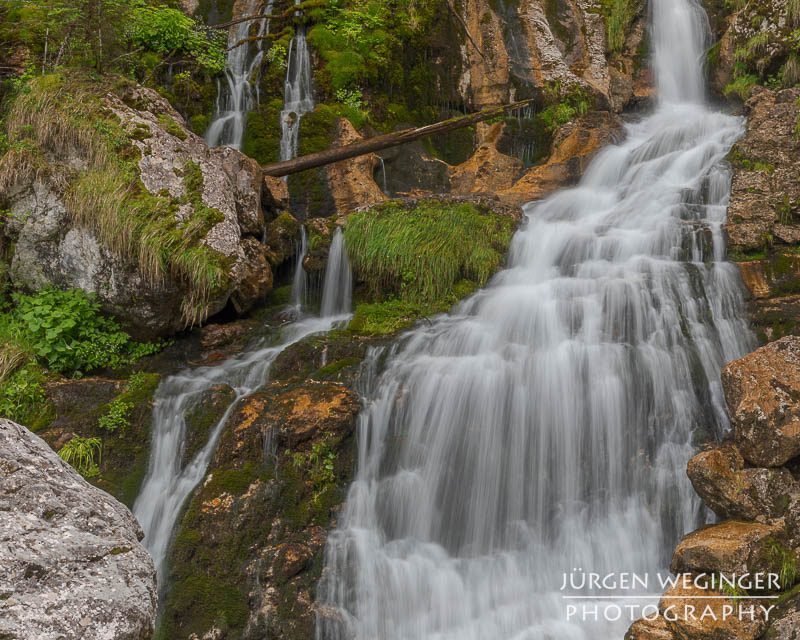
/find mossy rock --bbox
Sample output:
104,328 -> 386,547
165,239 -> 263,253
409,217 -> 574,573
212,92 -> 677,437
182,383 -> 236,467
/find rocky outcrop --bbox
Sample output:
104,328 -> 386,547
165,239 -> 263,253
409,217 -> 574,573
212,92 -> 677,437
725,87 -> 800,340
723,337 -> 800,467
627,336 -> 800,640
457,0 -> 650,112
0,418 -> 157,640
325,118 -> 387,213
0,74 -> 275,339
499,110 -> 622,205
157,329 -> 370,640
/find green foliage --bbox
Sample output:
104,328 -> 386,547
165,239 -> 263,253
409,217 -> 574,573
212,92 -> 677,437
599,0 -> 639,54
0,364 -> 50,428
98,398 -> 134,432
58,436 -> 102,478
128,4 -> 226,75
343,200 -> 514,304
288,441 -> 337,502
9,287 -> 162,376
767,539 -> 799,590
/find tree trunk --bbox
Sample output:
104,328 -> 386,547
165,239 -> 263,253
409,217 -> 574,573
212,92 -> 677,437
261,99 -> 536,178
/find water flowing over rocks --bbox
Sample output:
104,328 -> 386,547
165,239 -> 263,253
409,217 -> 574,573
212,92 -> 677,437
629,336 -> 800,640
0,418 -> 157,640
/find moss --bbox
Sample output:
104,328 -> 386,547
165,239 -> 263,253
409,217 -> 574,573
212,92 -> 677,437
207,462 -> 259,495
156,575 -> 249,640
311,357 -> 362,381
157,114 -> 187,140
728,146 -> 775,173
287,104 -> 340,219
241,98 -> 283,165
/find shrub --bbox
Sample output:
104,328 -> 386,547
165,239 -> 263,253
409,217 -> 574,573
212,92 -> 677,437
58,436 -> 102,478
0,365 -> 48,426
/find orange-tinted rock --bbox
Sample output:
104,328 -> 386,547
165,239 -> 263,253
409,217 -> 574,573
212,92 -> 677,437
687,444 -> 797,521
262,174 -> 290,213
723,336 -> 800,467
325,118 -> 386,214
499,111 -> 622,206
670,521 -> 781,576
625,617 -> 676,640
229,237 -> 273,313
659,582 -> 766,640
449,122 -> 523,194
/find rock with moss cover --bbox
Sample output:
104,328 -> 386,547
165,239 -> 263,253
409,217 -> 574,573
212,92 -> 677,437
0,73 -> 270,339
723,336 -> 800,467
723,87 -> 800,340
158,378 -> 361,640
0,418 -> 156,640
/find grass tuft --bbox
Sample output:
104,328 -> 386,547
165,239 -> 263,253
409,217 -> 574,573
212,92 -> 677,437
343,200 -> 514,305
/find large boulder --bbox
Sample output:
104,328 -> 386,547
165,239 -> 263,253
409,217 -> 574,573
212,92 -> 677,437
687,443 -> 797,521
670,521 -> 782,576
0,418 -> 157,640
0,74 -> 271,339
722,336 -> 800,467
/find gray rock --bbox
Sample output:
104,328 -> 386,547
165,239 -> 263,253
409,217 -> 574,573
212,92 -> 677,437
3,84 -> 270,339
0,418 -> 156,640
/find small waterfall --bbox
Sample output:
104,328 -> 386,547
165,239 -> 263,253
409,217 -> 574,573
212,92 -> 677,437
279,2 -> 314,162
320,228 -> 352,317
315,0 -> 756,638
377,157 -> 388,194
291,226 -> 309,309
133,314 -> 344,595
204,0 -> 273,149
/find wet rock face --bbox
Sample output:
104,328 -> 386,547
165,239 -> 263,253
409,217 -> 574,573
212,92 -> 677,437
724,87 -> 800,340
458,0 -> 650,112
723,336 -> 800,467
158,373 -> 361,640
0,418 -> 157,640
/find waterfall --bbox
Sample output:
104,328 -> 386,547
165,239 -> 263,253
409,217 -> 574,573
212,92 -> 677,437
315,1 -> 755,638
204,0 -> 273,149
291,226 -> 309,309
279,2 -> 314,162
377,157 -> 388,194
320,228 -> 352,317
133,222 -> 353,596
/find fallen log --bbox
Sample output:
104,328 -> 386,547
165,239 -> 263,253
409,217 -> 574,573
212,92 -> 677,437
261,99 -> 537,177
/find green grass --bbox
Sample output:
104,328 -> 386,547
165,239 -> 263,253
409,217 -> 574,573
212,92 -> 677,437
343,200 -> 514,305
598,0 -> 640,54
724,74 -> 758,101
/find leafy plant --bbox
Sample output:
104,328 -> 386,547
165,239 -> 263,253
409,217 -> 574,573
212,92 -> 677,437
9,287 -> 162,376
58,436 -> 101,478
768,539 -> 799,590
0,365 -> 48,426
98,397 -> 133,432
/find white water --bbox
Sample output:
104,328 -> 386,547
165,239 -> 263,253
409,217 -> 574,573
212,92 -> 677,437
204,0 -> 272,149
320,228 -> 353,317
134,232 -> 351,591
291,226 -> 309,309
315,1 -> 755,639
279,2 -> 314,162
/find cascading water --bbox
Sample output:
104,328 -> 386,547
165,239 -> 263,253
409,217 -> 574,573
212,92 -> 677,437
133,232 -> 351,595
316,1 -> 755,638
320,228 -> 352,317
204,0 -> 273,149
279,1 -> 314,162
291,226 -> 309,309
